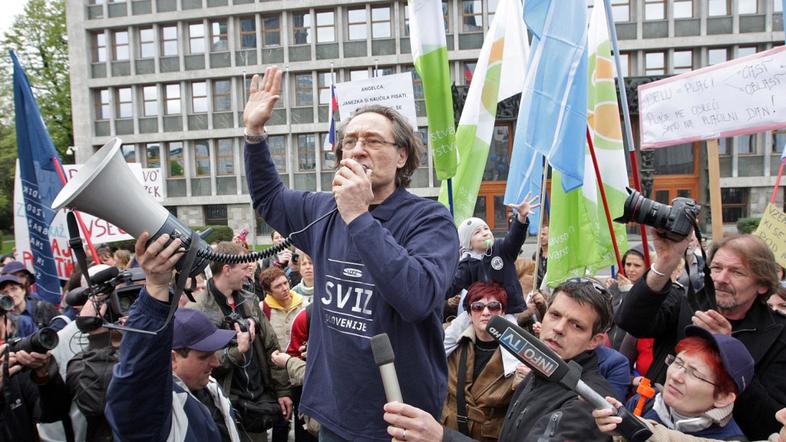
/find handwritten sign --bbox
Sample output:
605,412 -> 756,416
14,163 -> 163,279
754,203 -> 786,269
334,72 -> 418,130
638,46 -> 786,149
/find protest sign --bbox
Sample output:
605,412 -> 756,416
15,162 -> 163,279
754,203 -> 786,269
334,72 -> 418,130
639,46 -> 786,149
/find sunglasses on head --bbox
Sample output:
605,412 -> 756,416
469,301 -> 503,313
566,277 -> 609,297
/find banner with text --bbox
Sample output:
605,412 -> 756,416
334,72 -> 418,130
14,163 -> 163,279
754,202 -> 786,269
638,45 -> 786,149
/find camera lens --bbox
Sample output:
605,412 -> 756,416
616,188 -> 672,230
0,295 -> 14,312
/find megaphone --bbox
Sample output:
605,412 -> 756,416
52,138 -> 212,277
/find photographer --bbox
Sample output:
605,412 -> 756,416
105,232 -> 241,441
1,262 -> 59,331
616,232 -> 786,440
187,241 -> 291,442
0,275 -> 46,337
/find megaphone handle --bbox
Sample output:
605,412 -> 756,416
153,230 -> 201,334
67,211 -> 92,289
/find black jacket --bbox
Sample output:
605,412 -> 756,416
449,218 -> 529,314
616,274 -> 786,440
444,351 -> 613,442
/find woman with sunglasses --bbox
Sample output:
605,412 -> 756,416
441,282 -> 523,441
593,325 -> 754,441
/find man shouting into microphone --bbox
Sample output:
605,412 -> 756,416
243,66 -> 459,441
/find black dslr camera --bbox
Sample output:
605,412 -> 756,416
615,188 -> 701,241
225,311 -> 251,333
7,327 -> 59,354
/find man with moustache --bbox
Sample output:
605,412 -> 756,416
616,233 -> 786,440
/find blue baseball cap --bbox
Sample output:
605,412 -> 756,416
684,325 -> 754,394
173,308 -> 235,352
0,274 -> 23,290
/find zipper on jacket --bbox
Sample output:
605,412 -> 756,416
536,411 -> 562,442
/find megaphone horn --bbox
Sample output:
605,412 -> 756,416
52,137 -> 211,277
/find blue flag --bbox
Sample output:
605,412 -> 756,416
504,0 -> 588,208
12,51 -> 64,304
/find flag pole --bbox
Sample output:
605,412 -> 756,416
586,127 -> 623,271
52,157 -> 101,265
447,179 -> 455,217
769,145 -> 786,204
603,0 -> 650,267
533,163 -> 549,288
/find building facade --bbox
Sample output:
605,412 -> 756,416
65,0 -> 785,244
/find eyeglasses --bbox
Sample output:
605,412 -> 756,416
566,277 -> 609,298
469,301 -> 503,313
340,136 -> 397,151
665,355 -> 718,386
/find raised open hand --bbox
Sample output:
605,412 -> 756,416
506,192 -> 541,223
243,66 -> 283,135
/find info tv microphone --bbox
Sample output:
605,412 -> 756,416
371,333 -> 403,403
486,316 -> 652,442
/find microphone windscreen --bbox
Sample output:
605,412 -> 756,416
370,333 -> 395,366
65,287 -> 90,307
90,266 -> 119,285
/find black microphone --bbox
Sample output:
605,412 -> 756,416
370,333 -> 403,403
91,266 -> 119,285
486,316 -> 652,442
65,286 -> 90,307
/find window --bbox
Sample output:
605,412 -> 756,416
371,6 -> 391,38
708,0 -> 728,16
92,32 -> 107,62
204,205 -> 228,225
121,144 -> 136,162
645,52 -> 665,75
210,20 -> 228,52
239,17 -> 256,49
142,85 -> 158,116
160,25 -> 178,56
137,27 -> 154,59
611,0 -> 629,22
348,8 -> 368,40
721,188 -> 748,223
673,0 -> 693,18
297,134 -> 316,171
737,135 -> 756,154
774,130 -> 786,153
738,0 -> 757,14
262,14 -> 281,47
191,81 -> 207,113
212,79 -> 231,112
488,0 -> 499,25
738,46 -> 757,58
216,139 -> 234,175
116,87 -> 132,118
462,62 -> 476,85
777,0 -> 784,13
350,69 -> 369,81
644,0 -> 665,20
403,1 -> 449,35
193,140 -> 210,176
146,143 -> 161,168
462,0 -> 483,32
268,135 -> 287,172
316,11 -> 335,43
321,145 -> 337,169
188,22 -> 205,54
708,48 -> 728,65
95,89 -> 111,119
410,66 -> 424,100
113,30 -> 129,61
292,11 -> 312,45
616,52 -> 630,76
318,71 -> 336,104
164,83 -> 181,114
168,142 -> 184,177
374,66 -> 395,77
672,50 -> 692,74
294,73 -> 313,107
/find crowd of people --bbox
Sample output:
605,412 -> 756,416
2,65 -> 786,442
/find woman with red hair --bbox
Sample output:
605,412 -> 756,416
593,325 -> 754,440
441,281 -> 522,441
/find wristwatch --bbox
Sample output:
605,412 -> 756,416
244,129 -> 268,144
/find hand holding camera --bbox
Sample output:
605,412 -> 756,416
231,317 -> 256,354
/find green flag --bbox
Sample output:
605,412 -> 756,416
546,0 -> 628,286
409,0 -> 456,180
438,0 -> 529,224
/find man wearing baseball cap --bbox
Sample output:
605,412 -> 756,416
106,233 -> 241,441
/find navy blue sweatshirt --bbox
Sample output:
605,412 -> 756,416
245,140 -> 459,440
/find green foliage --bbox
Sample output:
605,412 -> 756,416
0,0 -> 70,232
193,225 -> 234,243
736,217 -> 761,234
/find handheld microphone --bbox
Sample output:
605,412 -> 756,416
486,316 -> 652,442
370,333 -> 403,403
